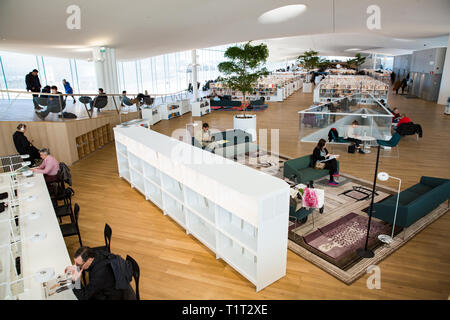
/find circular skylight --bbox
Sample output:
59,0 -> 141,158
258,5 -> 307,24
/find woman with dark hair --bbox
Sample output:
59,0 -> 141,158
312,139 -> 340,186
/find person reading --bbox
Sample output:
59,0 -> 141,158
312,139 -> 339,186
194,123 -> 214,149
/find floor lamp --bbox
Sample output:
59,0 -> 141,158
376,172 -> 401,244
356,144 -> 381,259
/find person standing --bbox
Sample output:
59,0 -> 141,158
400,78 -> 408,94
12,123 -> 41,164
25,69 -> 42,110
63,79 -> 76,103
390,71 -> 396,85
393,78 -> 402,94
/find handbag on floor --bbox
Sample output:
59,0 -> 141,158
348,144 -> 356,153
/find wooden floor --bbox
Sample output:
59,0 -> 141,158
65,89 -> 450,299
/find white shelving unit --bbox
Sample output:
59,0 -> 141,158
159,103 -> 182,120
179,99 -> 191,115
141,106 -> 162,125
114,126 -> 289,291
191,100 -> 211,117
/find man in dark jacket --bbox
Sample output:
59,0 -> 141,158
25,69 -> 42,110
12,123 -> 41,164
66,246 -> 136,300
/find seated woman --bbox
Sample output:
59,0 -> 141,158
31,148 -> 60,184
345,120 -> 365,154
312,139 -> 340,186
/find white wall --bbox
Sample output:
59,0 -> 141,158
438,35 -> 450,105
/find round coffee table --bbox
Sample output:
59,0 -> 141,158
356,135 -> 376,153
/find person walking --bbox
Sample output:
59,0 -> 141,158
25,69 -> 42,110
63,79 -> 76,103
400,78 -> 408,94
393,78 -> 402,94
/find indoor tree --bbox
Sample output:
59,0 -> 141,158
217,41 -> 269,114
297,49 -> 321,70
347,53 -> 367,70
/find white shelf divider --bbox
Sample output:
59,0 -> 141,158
114,125 -> 289,292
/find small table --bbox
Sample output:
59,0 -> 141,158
356,135 -> 376,153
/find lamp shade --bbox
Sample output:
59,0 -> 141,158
377,172 -> 389,181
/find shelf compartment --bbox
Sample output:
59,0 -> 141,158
128,152 -> 143,174
186,208 -> 216,252
129,168 -> 145,194
116,141 -> 128,155
217,231 -> 257,284
184,186 -> 215,225
216,206 -> 257,254
145,180 -> 163,209
143,162 -> 161,186
162,192 -> 186,228
160,172 -> 183,202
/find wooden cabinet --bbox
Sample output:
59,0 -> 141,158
75,124 -> 113,159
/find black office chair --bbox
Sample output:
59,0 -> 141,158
92,96 -> 108,113
126,255 -> 140,300
60,203 -> 82,246
54,188 -> 75,223
79,96 -> 93,118
92,223 -> 112,253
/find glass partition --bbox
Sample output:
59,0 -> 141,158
299,93 -> 393,144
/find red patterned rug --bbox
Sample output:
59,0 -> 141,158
303,212 -> 391,262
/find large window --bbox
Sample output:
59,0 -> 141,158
0,51 -> 97,96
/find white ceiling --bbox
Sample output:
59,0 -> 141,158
0,0 -> 449,61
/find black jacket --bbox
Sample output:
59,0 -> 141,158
396,122 -> 423,138
73,250 -> 135,300
13,131 -> 33,155
25,72 -> 41,92
311,147 -> 329,167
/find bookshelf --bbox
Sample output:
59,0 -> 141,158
141,105 -> 162,125
114,126 -> 289,291
76,124 -> 113,160
159,103 -> 182,120
314,75 -> 389,104
191,100 -> 211,117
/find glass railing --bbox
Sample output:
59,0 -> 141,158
299,93 -> 394,143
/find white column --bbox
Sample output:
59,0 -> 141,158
92,47 -> 119,110
437,35 -> 450,105
192,49 -> 198,101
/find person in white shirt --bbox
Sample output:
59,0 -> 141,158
345,120 -> 365,154
194,123 -> 213,149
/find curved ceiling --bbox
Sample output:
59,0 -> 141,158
0,0 -> 449,60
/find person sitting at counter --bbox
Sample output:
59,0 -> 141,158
312,139 -> 340,186
65,246 -> 136,300
391,108 -> 401,123
31,148 -> 59,183
396,113 -> 411,126
194,122 -> 214,149
345,120 -> 365,154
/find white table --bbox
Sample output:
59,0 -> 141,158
355,135 -> 376,153
0,172 -> 76,300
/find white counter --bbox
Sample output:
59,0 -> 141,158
0,172 -> 76,300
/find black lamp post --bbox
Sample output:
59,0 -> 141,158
356,144 -> 381,258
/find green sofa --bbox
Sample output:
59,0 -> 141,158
372,176 -> 450,228
283,154 -> 340,185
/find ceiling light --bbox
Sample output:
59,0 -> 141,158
345,48 -> 361,51
258,5 -> 307,24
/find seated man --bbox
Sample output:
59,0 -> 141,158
89,88 -> 108,111
31,148 -> 59,184
65,246 -> 136,300
12,123 -> 41,164
121,91 -> 140,107
194,123 -> 214,149
35,86 -> 65,120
